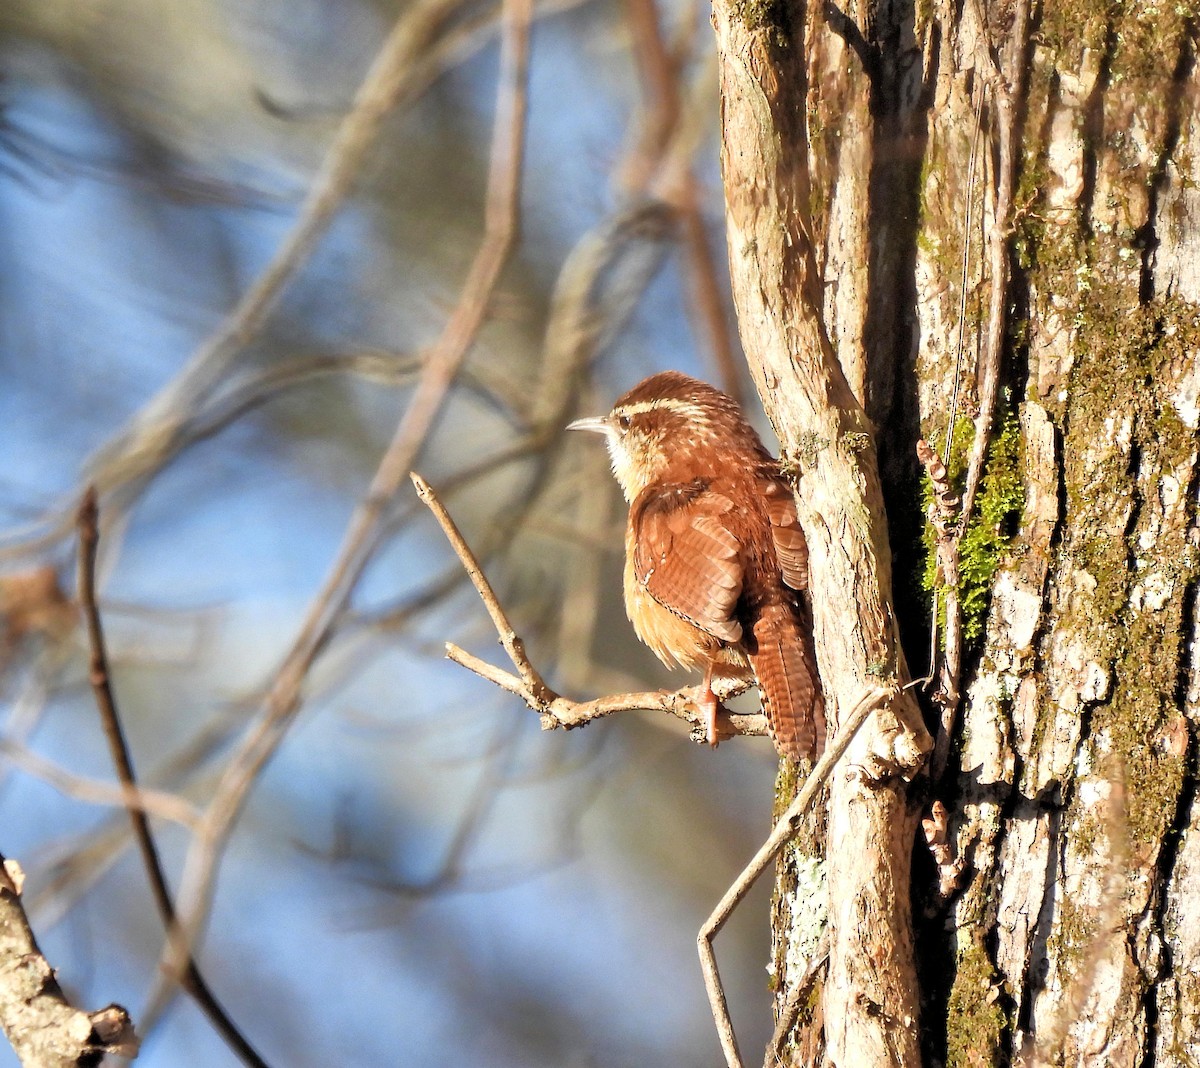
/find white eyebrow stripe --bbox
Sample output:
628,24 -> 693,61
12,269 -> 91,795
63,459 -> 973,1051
616,398 -> 709,421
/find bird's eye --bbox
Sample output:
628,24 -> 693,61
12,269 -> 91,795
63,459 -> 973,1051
616,413 -> 631,432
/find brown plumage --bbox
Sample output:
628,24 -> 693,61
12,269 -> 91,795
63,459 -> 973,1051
568,371 -> 826,760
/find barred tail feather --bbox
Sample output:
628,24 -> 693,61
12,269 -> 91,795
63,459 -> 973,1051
749,602 -> 826,760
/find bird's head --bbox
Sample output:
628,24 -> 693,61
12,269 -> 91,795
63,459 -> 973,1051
567,371 -> 763,501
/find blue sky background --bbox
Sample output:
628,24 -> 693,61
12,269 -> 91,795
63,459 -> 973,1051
0,2 -> 788,1063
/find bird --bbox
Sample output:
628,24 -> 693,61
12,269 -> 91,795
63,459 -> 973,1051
567,370 -> 826,760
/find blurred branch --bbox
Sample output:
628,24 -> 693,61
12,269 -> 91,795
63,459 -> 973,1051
412,473 -> 768,741
158,0 -> 535,997
0,643 -> 73,796
77,490 -> 270,1068
181,349 -> 527,451
0,852 -> 138,1067
0,737 -> 200,829
83,0 -> 475,499
0,0 -> 496,560
621,0 -> 741,402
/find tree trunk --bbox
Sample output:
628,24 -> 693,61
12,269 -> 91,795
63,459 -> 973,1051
712,0 -> 1200,1064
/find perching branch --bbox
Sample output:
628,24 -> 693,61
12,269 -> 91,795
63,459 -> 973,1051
0,852 -> 138,1067
412,472 -> 769,743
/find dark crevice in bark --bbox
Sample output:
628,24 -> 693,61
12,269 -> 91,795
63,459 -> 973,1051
1174,451 -> 1200,721
1122,439 -> 1147,581
1140,733 -> 1197,1068
1076,18 -> 1119,248
1137,22 -> 1194,305
858,0 -> 935,688
1139,456 -> 1200,1068
1012,792 -> 1063,1044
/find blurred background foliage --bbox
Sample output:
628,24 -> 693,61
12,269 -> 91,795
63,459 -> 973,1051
0,0 -> 788,1064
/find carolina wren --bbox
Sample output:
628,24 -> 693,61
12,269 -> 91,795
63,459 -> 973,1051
568,371 -> 826,760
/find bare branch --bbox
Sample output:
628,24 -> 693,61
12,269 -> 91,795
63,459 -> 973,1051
158,0 -> 534,998
698,686 -> 894,1068
76,490 -> 269,1068
447,641 -> 767,740
412,473 -> 552,704
0,737 -> 201,829
414,472 -> 767,741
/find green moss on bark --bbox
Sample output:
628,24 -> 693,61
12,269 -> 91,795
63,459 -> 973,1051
945,939 -> 1008,1068
920,410 -> 1026,645
1060,288 -> 1200,843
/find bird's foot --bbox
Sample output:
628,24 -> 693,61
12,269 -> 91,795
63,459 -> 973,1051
699,685 -> 720,749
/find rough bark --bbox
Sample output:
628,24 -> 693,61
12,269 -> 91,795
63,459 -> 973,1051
715,0 -> 1200,1064
923,3 -> 1200,1064
711,1 -> 933,1065
0,855 -> 137,1067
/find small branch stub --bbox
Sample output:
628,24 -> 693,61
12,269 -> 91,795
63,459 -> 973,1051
0,850 -> 139,1066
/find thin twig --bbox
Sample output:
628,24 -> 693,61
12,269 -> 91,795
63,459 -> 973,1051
934,0 -> 1029,727
0,737 -> 201,829
697,686 -> 894,1068
412,473 -> 551,704
958,0 -> 1027,525
926,86 -> 984,707
76,489 -> 270,1068
158,0 -> 534,995
916,437 -> 962,779
413,473 -> 767,740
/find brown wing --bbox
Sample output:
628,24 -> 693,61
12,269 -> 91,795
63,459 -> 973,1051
762,477 -> 809,591
631,480 -> 743,644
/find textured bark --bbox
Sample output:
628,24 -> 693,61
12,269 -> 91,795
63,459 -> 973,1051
0,855 -> 136,1066
715,0 -> 1200,1064
712,1 -> 932,1065
926,4 -> 1200,1064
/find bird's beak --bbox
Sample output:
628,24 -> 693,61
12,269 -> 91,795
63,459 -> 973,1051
566,416 -> 610,435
